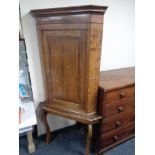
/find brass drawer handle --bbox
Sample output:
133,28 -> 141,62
113,136 -> 119,141
120,91 -> 125,98
115,121 -> 121,127
118,106 -> 123,112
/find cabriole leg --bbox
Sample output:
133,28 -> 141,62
86,124 -> 92,155
42,110 -> 51,144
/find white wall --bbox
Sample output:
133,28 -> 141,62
100,0 -> 135,70
20,0 -> 134,135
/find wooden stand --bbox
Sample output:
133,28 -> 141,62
41,104 -> 101,155
30,5 -> 108,155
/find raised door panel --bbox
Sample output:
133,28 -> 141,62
42,30 -> 87,112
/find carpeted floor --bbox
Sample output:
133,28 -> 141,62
19,126 -> 135,155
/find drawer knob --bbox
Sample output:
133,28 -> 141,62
116,121 -> 121,127
120,91 -> 125,98
118,106 -> 123,112
113,136 -> 119,141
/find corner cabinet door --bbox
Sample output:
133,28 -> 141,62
42,29 -> 87,112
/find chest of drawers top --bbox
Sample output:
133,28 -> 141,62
99,67 -> 135,92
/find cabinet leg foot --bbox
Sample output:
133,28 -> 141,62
42,110 -> 51,144
86,124 -> 92,155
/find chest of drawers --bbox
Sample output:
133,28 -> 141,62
94,67 -> 135,154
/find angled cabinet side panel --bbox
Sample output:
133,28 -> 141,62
87,22 -> 104,114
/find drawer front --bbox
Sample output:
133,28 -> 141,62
106,86 -> 135,105
101,110 -> 135,134
99,123 -> 134,149
102,97 -> 135,118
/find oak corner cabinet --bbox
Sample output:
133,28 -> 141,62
30,5 -> 108,155
94,67 -> 135,155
